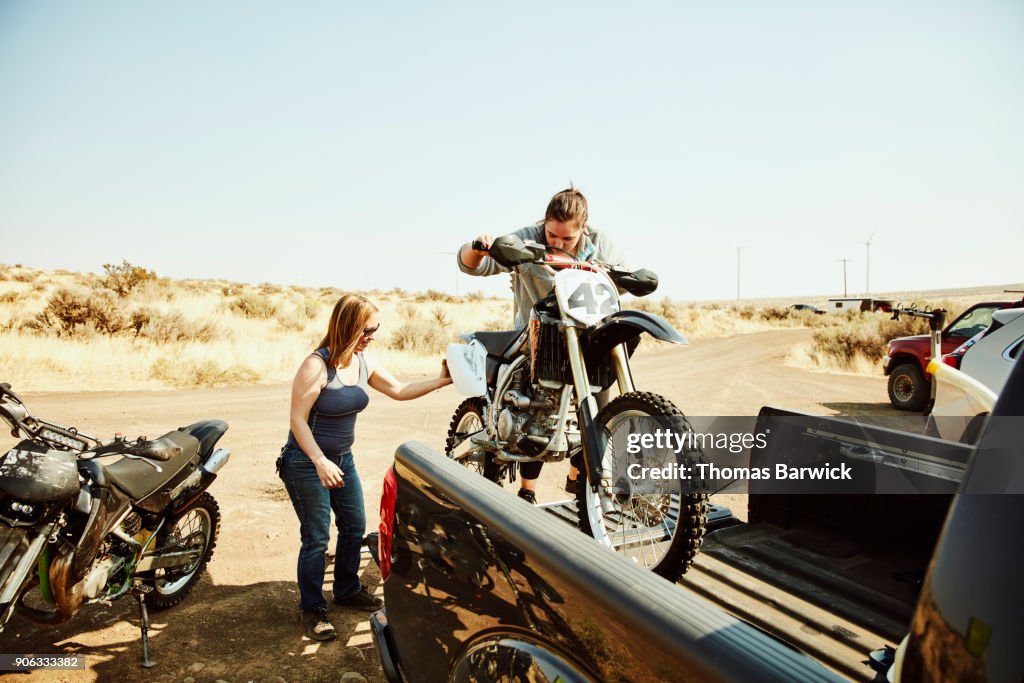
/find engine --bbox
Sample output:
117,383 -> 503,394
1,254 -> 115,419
79,512 -> 144,600
495,370 -> 563,457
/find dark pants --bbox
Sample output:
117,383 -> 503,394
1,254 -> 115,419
279,446 -> 365,611
521,387 -> 613,482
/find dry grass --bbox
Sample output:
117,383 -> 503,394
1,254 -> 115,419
0,264 -> 511,391
1,262 -> 1019,390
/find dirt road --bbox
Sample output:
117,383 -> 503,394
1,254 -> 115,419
0,329 -> 898,682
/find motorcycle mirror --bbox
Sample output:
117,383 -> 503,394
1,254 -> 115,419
0,383 -> 25,406
614,268 -> 659,297
489,235 -> 541,268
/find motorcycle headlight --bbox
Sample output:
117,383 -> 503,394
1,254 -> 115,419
39,428 -> 87,450
0,494 -> 45,525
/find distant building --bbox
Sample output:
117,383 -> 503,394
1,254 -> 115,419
827,297 -> 894,313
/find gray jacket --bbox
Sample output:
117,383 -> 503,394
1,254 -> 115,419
457,223 -> 628,329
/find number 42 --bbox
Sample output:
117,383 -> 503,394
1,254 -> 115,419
567,282 -> 616,315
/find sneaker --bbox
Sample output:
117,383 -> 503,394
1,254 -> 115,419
333,584 -> 383,612
517,488 -> 537,505
564,477 -> 579,495
301,608 -> 337,641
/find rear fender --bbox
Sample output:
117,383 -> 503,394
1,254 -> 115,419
179,420 -> 229,461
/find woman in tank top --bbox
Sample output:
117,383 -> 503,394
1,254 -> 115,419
278,293 -> 453,641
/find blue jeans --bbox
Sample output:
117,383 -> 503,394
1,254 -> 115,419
279,446 -> 366,611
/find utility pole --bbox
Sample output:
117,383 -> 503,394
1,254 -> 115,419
836,258 -> 853,297
862,229 -> 877,296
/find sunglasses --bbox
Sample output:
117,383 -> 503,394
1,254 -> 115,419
362,324 -> 381,339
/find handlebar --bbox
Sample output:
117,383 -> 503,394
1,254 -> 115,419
1,383 -> 99,451
1,384 -> 177,469
473,234 -> 659,297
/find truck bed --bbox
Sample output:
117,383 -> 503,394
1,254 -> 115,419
377,442 -> 845,683
542,497 -> 926,681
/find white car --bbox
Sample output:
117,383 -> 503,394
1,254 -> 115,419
929,307 -> 1024,442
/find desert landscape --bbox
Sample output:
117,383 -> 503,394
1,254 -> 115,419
3,260 -> 1017,393
0,263 -> 1020,682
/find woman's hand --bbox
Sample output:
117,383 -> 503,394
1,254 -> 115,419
314,456 -> 345,489
471,234 -> 494,255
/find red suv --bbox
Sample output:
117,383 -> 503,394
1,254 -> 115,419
883,297 -> 1024,411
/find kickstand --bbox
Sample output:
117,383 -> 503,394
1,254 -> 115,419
134,589 -> 156,668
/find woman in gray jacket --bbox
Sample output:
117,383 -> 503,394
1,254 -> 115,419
456,187 -> 628,503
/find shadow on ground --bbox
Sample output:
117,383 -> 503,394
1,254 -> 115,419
2,564 -> 385,683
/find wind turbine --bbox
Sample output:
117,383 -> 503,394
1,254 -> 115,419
862,229 -> 877,297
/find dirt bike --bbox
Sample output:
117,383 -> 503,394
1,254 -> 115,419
0,383 -> 229,666
444,235 -> 707,581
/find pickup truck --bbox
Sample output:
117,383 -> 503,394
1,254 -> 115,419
884,297 -> 1023,411
370,362 -> 1024,682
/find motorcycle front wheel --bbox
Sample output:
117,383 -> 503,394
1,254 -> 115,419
576,391 -> 707,582
445,398 -> 504,484
146,492 -> 220,610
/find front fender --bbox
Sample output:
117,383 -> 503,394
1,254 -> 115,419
584,310 -> 686,363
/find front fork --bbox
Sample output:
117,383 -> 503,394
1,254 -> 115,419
564,326 -> 635,488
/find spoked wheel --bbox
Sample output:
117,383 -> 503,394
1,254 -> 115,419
146,492 -> 220,610
576,391 -> 707,582
445,398 -> 503,483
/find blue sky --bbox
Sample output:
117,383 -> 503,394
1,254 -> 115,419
2,1 -> 1021,301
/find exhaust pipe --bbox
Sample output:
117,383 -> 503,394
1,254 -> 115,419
201,448 -> 230,475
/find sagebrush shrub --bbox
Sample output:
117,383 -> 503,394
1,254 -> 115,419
759,306 -> 792,321
228,293 -> 277,319
132,308 -> 221,343
735,305 -> 755,320
319,287 -> 344,303
387,319 -> 450,354
657,297 -> 679,325
415,289 -> 456,303
811,311 -> 934,367
431,306 -> 451,327
36,288 -> 130,336
100,260 -> 157,297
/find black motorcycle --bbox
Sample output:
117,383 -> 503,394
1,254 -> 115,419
0,383 -> 229,666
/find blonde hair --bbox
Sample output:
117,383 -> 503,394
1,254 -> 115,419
318,294 -> 379,368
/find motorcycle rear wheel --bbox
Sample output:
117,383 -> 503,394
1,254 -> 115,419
146,492 -> 220,610
576,391 -> 707,582
445,398 -> 503,484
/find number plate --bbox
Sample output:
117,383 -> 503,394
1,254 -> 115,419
554,270 -> 619,326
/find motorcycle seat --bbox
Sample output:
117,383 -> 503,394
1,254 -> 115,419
470,328 -> 525,359
102,431 -> 200,501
